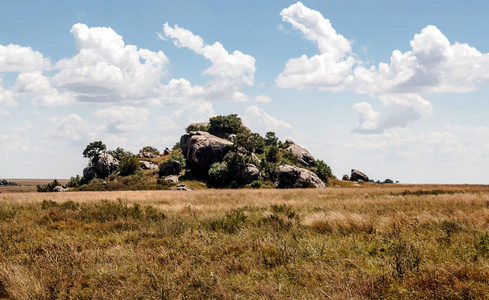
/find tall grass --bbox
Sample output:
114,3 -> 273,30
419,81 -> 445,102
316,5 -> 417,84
0,185 -> 488,298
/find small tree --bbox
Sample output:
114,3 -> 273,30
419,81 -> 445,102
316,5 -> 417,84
315,160 -> 334,184
264,132 -> 279,147
108,147 -> 126,161
83,141 -> 107,162
119,151 -> 140,176
172,142 -> 181,151
234,132 -> 265,156
139,146 -> 160,155
208,114 -> 246,136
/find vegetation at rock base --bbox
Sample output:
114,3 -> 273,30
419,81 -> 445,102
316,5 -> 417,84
0,185 -> 488,298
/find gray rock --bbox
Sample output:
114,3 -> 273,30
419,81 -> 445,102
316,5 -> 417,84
91,153 -> 119,178
140,161 -> 159,170
165,175 -> 179,183
138,152 -> 155,159
350,169 -> 369,182
83,166 -> 97,179
52,186 -> 68,192
159,160 -> 182,176
276,164 -> 326,188
180,131 -> 233,170
169,184 -> 191,191
342,174 -> 350,181
285,139 -> 316,167
163,148 -> 171,156
237,163 -> 260,184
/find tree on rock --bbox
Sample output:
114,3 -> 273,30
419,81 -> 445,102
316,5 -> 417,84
83,141 -> 107,162
208,114 -> 247,136
139,146 -> 160,155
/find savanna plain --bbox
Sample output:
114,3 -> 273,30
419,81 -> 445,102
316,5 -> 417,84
1,183 -> 489,299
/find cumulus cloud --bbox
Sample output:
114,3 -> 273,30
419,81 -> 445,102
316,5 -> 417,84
276,2 -> 355,90
44,113 -> 104,142
52,23 -> 169,103
254,94 -> 273,103
157,102 -> 215,132
93,106 -> 150,133
242,106 -> 293,137
353,94 -> 433,133
15,72 -> 74,106
0,44 -> 50,72
277,2 -> 489,133
162,23 -> 256,102
0,79 -> 17,116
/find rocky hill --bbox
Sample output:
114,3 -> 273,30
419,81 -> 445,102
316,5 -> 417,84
66,114 -> 369,191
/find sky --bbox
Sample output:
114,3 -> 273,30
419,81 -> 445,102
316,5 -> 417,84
1,0 -> 489,183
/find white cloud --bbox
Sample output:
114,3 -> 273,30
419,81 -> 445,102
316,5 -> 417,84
254,94 -> 273,103
276,2 -> 355,90
162,23 -> 256,102
0,79 -> 17,116
44,113 -> 103,142
0,44 -> 50,72
242,106 -> 293,137
52,23 -> 169,103
353,94 -> 433,133
15,72 -> 74,106
277,2 -> 489,133
157,102 -> 215,132
93,106 -> 150,133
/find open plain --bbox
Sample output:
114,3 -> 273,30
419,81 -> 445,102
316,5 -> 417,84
1,184 -> 488,299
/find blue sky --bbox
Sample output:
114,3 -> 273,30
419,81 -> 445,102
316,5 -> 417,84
1,1 -> 489,183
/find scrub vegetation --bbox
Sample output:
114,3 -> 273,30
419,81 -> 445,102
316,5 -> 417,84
0,184 -> 488,299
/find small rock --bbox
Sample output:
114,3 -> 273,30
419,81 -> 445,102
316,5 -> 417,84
350,169 -> 369,182
140,161 -> 159,170
165,175 -> 179,183
342,174 -> 350,181
159,160 -> 182,176
163,148 -> 171,156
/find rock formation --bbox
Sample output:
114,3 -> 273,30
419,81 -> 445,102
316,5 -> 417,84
342,174 -> 350,181
84,153 -> 119,179
236,163 -> 260,184
285,139 -> 316,167
140,161 -> 159,170
350,169 -> 369,182
276,164 -> 326,188
180,131 -> 233,170
159,161 -> 182,176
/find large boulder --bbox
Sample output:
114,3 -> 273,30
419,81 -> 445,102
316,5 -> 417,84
285,139 -> 316,167
91,153 -> 119,178
138,152 -> 156,159
165,175 -> 179,184
83,166 -> 97,179
140,161 -> 159,170
180,131 -> 233,170
276,164 -> 326,188
159,160 -> 182,176
236,163 -> 260,184
350,169 -> 369,182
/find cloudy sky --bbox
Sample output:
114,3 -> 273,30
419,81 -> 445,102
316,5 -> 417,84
1,1 -> 489,183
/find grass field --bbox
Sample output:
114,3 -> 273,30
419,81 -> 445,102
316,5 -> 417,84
0,184 -> 488,299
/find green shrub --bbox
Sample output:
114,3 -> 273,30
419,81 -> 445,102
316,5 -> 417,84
208,114 -> 247,136
36,179 -> 61,193
139,146 -> 160,155
250,180 -> 262,189
315,160 -> 334,184
292,178 -> 315,188
119,152 -> 140,176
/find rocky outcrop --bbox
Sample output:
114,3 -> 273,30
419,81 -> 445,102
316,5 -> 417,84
165,175 -> 179,184
84,153 -> 119,179
350,169 -> 369,182
276,164 -> 326,188
342,174 -> 350,181
169,184 -> 191,191
138,152 -> 156,159
163,148 -> 171,155
0,180 -> 19,187
140,161 -> 159,170
52,186 -> 68,192
159,161 -> 182,176
285,139 -> 316,167
236,164 -> 260,184
180,131 -> 233,170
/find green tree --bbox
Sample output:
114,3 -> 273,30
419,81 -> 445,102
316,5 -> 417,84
83,141 -> 107,161
264,132 -> 279,147
315,160 -> 334,184
139,146 -> 160,155
208,114 -> 247,136
172,142 -> 181,151
234,132 -> 265,155
108,147 -> 126,161
119,152 -> 140,176
265,145 -> 280,163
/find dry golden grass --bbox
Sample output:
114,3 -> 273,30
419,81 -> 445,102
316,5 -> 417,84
0,184 -> 488,299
